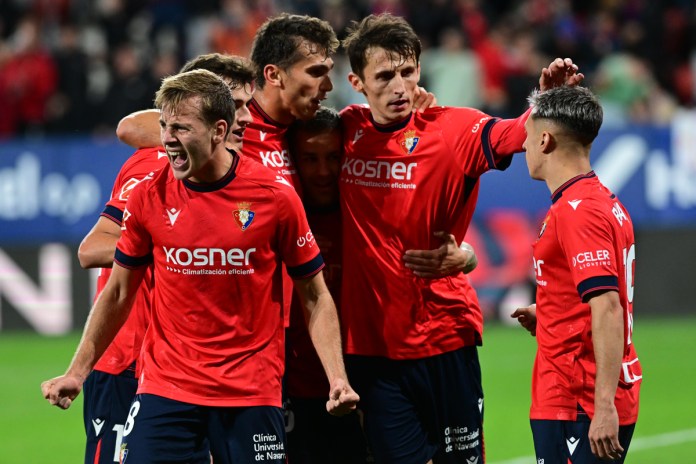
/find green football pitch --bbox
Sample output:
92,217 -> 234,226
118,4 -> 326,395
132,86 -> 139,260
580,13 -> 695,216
1,317 -> 694,463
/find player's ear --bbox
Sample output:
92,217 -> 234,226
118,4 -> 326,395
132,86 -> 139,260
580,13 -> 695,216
264,64 -> 282,88
348,72 -> 365,95
213,120 -> 227,143
540,131 -> 556,154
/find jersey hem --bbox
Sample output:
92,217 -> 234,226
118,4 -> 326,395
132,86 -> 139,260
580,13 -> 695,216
137,386 -> 282,408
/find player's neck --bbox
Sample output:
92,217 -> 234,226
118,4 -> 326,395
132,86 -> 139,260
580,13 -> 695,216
545,150 -> 592,194
253,88 -> 295,125
188,149 -> 235,184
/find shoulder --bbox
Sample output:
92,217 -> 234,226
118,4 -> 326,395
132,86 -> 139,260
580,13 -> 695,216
340,104 -> 371,121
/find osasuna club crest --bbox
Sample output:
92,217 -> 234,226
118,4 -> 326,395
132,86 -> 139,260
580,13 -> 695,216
233,202 -> 255,231
400,130 -> 419,154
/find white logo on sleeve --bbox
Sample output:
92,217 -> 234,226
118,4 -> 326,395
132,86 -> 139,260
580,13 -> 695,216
260,131 -> 267,141
568,199 -> 582,210
566,437 -> 580,455
157,150 -> 167,159
275,176 -> 292,187
612,202 -> 628,226
166,208 -> 181,226
352,129 -> 364,144
92,418 -> 105,436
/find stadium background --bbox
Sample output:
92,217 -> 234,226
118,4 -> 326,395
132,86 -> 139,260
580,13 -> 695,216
1,0 -> 695,462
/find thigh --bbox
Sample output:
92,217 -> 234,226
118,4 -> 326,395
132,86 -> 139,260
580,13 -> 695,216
83,369 -> 138,464
347,355 -> 437,464
207,406 -> 287,464
531,419 -> 636,464
120,394 -> 210,464
287,396 -> 369,464
427,347 -> 485,464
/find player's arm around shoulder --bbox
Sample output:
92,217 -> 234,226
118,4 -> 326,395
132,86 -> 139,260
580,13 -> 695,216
78,215 -> 122,268
293,272 -> 359,416
116,109 -> 162,149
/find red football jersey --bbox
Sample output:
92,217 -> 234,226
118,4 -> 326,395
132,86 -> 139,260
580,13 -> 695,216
243,98 -> 301,327
93,147 -> 168,375
286,206 -> 342,398
339,104 -> 529,359
114,152 -> 324,407
531,172 -> 641,425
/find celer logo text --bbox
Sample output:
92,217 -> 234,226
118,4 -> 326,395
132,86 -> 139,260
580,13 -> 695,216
342,158 -> 417,180
572,249 -> 610,267
164,247 -> 256,266
260,150 -> 292,168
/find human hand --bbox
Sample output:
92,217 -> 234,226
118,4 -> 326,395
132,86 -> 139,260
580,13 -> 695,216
510,304 -> 537,336
589,403 -> 623,461
326,378 -> 360,416
413,86 -> 437,112
539,57 -> 584,91
403,232 -> 477,278
41,374 -> 83,410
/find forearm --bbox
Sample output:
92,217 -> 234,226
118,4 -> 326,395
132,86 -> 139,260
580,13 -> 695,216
305,291 -> 348,382
78,234 -> 118,268
591,294 -> 624,409
489,107 -> 532,155
116,109 -> 162,149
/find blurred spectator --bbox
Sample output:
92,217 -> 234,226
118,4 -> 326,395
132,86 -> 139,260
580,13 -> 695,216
0,14 -> 57,138
420,27 -> 483,108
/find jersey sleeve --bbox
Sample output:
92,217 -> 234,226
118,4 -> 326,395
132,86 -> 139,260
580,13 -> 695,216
555,201 -> 620,301
275,186 -> 324,279
114,180 -> 153,269
443,107 -> 529,178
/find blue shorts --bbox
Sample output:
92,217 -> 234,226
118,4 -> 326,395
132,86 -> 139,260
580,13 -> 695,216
285,396 -> 370,463
531,408 -> 636,464
120,393 -> 285,464
83,367 -> 138,464
346,346 -> 484,464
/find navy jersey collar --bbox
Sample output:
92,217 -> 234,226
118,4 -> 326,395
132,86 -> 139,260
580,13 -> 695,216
183,149 -> 239,192
551,171 -> 596,204
370,112 -> 412,133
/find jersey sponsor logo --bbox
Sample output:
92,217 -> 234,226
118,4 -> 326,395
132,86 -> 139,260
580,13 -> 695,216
163,246 -> 256,267
572,249 -> 611,269
342,158 -> 417,181
260,149 -> 292,169
91,418 -> 105,436
471,116 -> 492,133
118,171 -> 155,202
352,129 -> 364,145
121,208 -> 131,230
612,202 -> 628,226
296,231 -> 315,248
538,214 -> 550,238
157,150 -> 167,159
568,199 -> 582,210
400,130 -> 420,154
566,437 -> 580,455
166,207 -> 181,226
260,131 -> 267,141
274,176 -> 292,188
233,202 -> 255,231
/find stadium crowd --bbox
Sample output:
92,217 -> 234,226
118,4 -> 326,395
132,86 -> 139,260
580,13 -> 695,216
0,0 -> 694,139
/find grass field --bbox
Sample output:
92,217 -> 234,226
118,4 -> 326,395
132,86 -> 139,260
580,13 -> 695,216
1,317 -> 695,463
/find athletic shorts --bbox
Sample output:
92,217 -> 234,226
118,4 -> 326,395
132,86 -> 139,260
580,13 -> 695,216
120,393 -> 285,464
346,346 -> 484,464
83,367 -> 138,464
285,396 -> 370,464
531,408 -> 636,464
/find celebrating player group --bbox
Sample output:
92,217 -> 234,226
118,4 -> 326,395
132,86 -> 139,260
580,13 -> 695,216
42,11 -> 641,464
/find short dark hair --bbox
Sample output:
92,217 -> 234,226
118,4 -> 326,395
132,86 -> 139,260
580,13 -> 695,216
288,106 -> 342,150
528,86 -> 603,146
180,53 -> 255,90
155,69 -> 233,132
250,13 -> 338,88
342,14 -> 421,79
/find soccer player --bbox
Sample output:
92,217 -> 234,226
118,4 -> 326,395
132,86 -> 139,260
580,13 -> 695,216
285,106 -> 480,464
338,13 -> 583,464
76,53 -> 255,464
42,69 -> 358,464
511,85 -> 641,463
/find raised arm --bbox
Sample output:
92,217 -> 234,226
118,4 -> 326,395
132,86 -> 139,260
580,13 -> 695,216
588,290 -> 625,461
294,271 -> 359,416
77,216 -> 121,269
403,232 -> 478,278
41,264 -> 147,409
116,109 -> 162,149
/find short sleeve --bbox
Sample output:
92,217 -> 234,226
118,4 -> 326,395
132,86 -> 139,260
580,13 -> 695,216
114,180 -> 153,269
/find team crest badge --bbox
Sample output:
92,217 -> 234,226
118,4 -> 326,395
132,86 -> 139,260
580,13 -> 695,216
400,130 -> 419,154
233,202 -> 255,231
